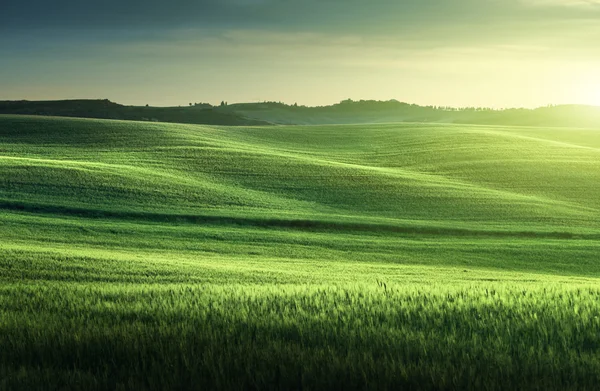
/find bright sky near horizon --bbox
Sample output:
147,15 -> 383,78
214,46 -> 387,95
1,0 -> 600,108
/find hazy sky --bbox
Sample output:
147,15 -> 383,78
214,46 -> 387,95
2,0 -> 600,107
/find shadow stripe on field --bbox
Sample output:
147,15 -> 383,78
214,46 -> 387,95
0,200 -> 592,240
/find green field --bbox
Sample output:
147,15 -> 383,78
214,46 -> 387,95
1,114 -> 600,390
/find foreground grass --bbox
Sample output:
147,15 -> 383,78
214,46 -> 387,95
3,278 -> 600,390
2,116 -> 600,389
2,222 -> 600,390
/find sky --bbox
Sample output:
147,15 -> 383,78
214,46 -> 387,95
1,0 -> 600,108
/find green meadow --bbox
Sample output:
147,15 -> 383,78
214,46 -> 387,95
1,114 -> 600,390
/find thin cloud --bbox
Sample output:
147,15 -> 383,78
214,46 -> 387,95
524,0 -> 600,6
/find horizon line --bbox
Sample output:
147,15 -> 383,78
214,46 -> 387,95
2,97 -> 600,111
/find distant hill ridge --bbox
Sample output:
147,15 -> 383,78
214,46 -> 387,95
0,99 -> 270,126
2,98 -> 600,128
220,99 -> 600,128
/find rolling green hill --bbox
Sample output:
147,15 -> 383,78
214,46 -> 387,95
2,115 -> 600,390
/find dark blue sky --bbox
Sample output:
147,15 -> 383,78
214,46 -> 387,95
2,0 -> 600,107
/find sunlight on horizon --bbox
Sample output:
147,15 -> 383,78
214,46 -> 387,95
582,84 -> 600,107
1,1 -> 600,108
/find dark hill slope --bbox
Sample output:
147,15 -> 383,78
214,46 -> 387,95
220,100 -> 600,127
0,99 -> 270,126
4,99 -> 600,128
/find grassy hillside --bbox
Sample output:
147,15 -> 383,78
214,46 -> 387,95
2,115 -> 600,390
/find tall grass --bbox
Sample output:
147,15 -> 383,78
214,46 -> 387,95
2,282 -> 600,390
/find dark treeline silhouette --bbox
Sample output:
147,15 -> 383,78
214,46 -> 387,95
219,99 -> 600,128
2,99 -> 600,128
0,99 -> 268,126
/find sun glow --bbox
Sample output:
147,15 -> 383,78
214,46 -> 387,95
589,90 -> 600,107
579,79 -> 600,107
